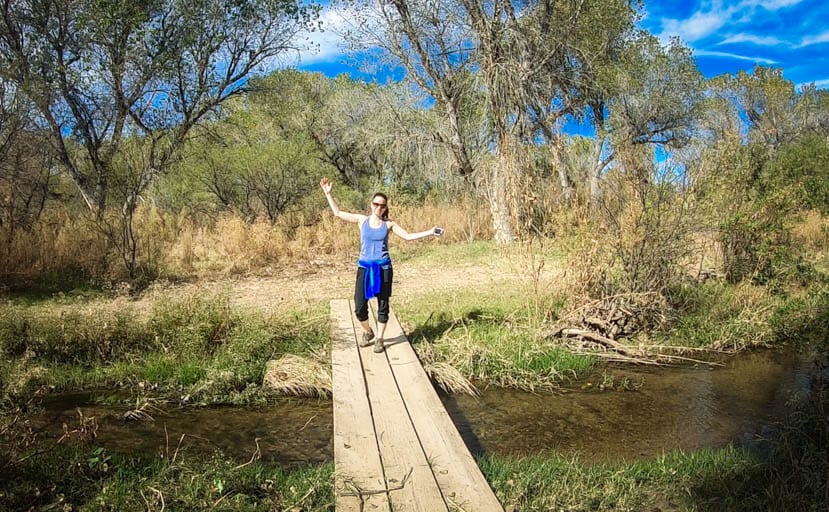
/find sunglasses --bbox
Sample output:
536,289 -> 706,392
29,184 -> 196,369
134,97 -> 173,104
371,202 -> 387,208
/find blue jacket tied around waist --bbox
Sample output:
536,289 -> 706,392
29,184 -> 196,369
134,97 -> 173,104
358,257 -> 391,300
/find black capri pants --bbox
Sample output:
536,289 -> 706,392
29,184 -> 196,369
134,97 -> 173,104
354,262 -> 393,324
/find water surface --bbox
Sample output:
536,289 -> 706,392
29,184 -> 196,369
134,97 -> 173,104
32,349 -> 812,465
443,349 -> 811,462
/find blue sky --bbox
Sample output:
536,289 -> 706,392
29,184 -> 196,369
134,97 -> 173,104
294,0 -> 829,89
640,0 -> 829,88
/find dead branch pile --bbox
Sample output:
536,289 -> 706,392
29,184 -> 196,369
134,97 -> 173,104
551,292 -> 671,340
546,292 -> 720,365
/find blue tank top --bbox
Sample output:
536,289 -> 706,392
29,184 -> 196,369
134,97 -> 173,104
359,218 -> 390,261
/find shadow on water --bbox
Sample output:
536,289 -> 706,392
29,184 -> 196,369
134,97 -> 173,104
441,348 -> 813,463
32,395 -> 334,468
31,349 -> 813,469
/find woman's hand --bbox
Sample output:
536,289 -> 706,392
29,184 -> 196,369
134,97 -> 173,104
320,177 -> 333,195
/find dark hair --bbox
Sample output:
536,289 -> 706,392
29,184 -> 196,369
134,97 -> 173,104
372,192 -> 389,220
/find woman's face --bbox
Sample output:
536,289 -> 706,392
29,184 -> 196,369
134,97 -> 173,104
370,196 -> 387,215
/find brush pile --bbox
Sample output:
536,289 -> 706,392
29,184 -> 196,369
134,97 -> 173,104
550,292 -> 670,340
547,292 -> 699,365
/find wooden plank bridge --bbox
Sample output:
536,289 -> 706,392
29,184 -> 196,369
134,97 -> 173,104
330,299 -> 504,512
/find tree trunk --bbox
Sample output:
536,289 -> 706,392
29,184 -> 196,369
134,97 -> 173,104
552,133 -> 574,205
589,137 -> 605,214
488,161 -> 514,244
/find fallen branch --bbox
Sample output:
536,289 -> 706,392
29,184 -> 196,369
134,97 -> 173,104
337,467 -> 413,497
560,328 -> 635,355
232,438 -> 262,470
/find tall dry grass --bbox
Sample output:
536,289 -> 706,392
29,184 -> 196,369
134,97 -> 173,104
1,198 -> 491,284
0,209 -> 108,284
792,210 -> 829,253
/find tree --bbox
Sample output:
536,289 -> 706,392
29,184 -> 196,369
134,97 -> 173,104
0,0 -> 317,276
586,32 -> 703,212
0,81 -> 54,258
340,0 -> 515,235
251,69 -> 457,197
0,0 -> 316,214
518,0 -> 640,207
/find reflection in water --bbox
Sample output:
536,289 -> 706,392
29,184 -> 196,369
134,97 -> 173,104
442,349 -> 811,462
32,350 -> 811,465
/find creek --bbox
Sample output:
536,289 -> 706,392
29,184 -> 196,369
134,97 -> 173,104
31,349 -> 812,466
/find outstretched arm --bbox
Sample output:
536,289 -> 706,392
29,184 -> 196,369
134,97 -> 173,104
389,221 -> 442,241
320,177 -> 363,224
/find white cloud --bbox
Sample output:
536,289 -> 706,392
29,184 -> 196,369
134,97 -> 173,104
739,0 -> 803,10
719,34 -> 787,46
808,78 -> 829,89
694,49 -> 778,64
291,6 -> 356,65
655,0 -> 805,46
660,10 -> 730,43
799,30 -> 829,47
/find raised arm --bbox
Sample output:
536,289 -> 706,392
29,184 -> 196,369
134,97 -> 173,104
320,177 -> 364,224
389,221 -> 441,241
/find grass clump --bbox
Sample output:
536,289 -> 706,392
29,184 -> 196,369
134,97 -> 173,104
0,303 -> 153,366
479,447 -> 764,512
0,446 -> 333,511
769,284 -> 829,347
0,294 -> 330,405
662,281 -> 778,350
399,287 -> 594,392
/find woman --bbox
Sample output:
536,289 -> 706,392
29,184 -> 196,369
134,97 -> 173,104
320,177 -> 442,353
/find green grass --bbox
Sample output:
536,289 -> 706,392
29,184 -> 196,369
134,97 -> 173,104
0,294 -> 329,405
0,447 -> 333,511
479,446 -> 818,512
660,281 -> 778,349
398,287 -> 595,390
661,279 -> 829,351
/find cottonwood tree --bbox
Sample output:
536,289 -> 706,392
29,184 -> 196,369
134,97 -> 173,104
251,69 -> 456,197
252,70 -> 393,190
711,66 -> 829,149
517,0 -> 639,207
339,0 -> 516,237
0,0 -> 317,276
585,33 -> 703,213
165,103 -> 321,223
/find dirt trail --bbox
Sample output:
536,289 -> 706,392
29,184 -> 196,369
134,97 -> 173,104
137,257 -> 535,314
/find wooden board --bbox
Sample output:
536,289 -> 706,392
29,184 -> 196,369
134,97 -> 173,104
381,307 -> 505,512
361,310 -> 449,512
331,299 -> 390,511
332,299 -> 503,511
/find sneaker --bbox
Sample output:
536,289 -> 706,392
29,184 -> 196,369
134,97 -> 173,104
373,337 -> 384,353
359,328 -> 375,347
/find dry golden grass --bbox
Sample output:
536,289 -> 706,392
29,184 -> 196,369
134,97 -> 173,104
705,283 -> 776,351
1,197 -> 489,283
262,354 -> 332,398
792,210 -> 829,252
0,210 -> 107,281
138,199 -> 491,279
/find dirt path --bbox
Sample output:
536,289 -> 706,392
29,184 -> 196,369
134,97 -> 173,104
136,255 -> 550,314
